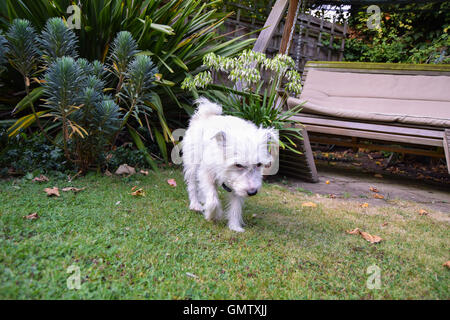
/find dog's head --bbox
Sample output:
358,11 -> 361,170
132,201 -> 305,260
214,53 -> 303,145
214,126 -> 278,197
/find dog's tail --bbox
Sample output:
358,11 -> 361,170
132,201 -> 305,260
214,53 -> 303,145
192,97 -> 222,121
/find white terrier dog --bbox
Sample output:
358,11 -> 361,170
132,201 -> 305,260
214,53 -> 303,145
182,97 -> 278,232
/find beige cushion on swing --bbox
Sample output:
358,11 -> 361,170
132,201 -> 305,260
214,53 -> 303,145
288,69 -> 450,127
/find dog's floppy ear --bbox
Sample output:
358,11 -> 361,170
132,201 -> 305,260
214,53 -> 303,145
212,131 -> 226,149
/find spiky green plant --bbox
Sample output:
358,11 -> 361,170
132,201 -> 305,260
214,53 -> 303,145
42,56 -> 122,171
5,19 -> 41,84
43,56 -> 85,159
39,17 -> 78,65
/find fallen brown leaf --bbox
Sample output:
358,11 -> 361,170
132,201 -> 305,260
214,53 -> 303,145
373,193 -> 384,199
360,203 -> 369,208
33,175 -> 49,182
131,188 -> 145,196
62,187 -> 86,193
346,228 -> 383,243
302,202 -> 317,208
418,209 -> 429,216
346,228 -> 361,235
360,231 -> 383,243
443,261 -> 450,269
381,222 -> 389,227
167,179 -> 177,187
44,187 -> 60,197
369,186 -> 379,193
24,212 -> 39,220
115,164 -> 136,176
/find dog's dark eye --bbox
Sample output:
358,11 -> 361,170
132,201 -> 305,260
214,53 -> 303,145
235,164 -> 244,169
256,163 -> 262,167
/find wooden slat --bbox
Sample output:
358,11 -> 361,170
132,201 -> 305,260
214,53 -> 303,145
279,0 -> 299,54
253,0 -> 289,53
309,135 -> 445,158
291,115 -> 444,139
305,61 -> 450,74
444,129 -> 450,174
301,124 -> 444,147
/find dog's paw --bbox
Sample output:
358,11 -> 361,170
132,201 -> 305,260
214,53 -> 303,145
189,202 -> 203,212
228,224 -> 245,232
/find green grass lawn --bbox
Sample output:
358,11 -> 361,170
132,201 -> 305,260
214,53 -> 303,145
0,168 -> 448,299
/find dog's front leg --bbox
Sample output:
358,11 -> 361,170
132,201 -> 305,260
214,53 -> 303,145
227,194 -> 245,232
198,168 -> 222,221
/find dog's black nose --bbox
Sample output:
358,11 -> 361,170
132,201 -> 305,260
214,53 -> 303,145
247,189 -> 258,196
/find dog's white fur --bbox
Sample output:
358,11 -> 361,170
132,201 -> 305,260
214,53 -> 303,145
182,97 -> 277,232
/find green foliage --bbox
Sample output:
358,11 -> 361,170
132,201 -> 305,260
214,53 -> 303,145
105,143 -> 148,171
109,31 -> 139,79
0,32 -> 7,75
1,1 -> 254,170
5,19 -> 41,80
1,0 -> 255,110
43,56 -> 121,170
2,17 -> 161,172
0,131 -> 67,176
39,17 -> 78,65
345,3 -> 450,64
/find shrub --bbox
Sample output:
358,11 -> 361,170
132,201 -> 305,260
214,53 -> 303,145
4,18 -> 158,172
0,130 -> 67,176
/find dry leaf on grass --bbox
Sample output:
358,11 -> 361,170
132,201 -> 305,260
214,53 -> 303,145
167,179 -> 177,187
24,212 -> 39,220
369,186 -> 379,193
346,228 -> 383,243
301,202 -> 317,208
360,202 -> 369,208
418,209 -> 429,216
115,164 -> 136,176
373,193 -> 385,199
44,187 -> 60,197
62,187 -> 86,193
33,175 -> 49,182
443,261 -> 450,269
381,222 -> 389,227
131,188 -> 145,196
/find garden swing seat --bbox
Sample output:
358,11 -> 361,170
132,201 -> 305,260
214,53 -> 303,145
287,61 -> 450,175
